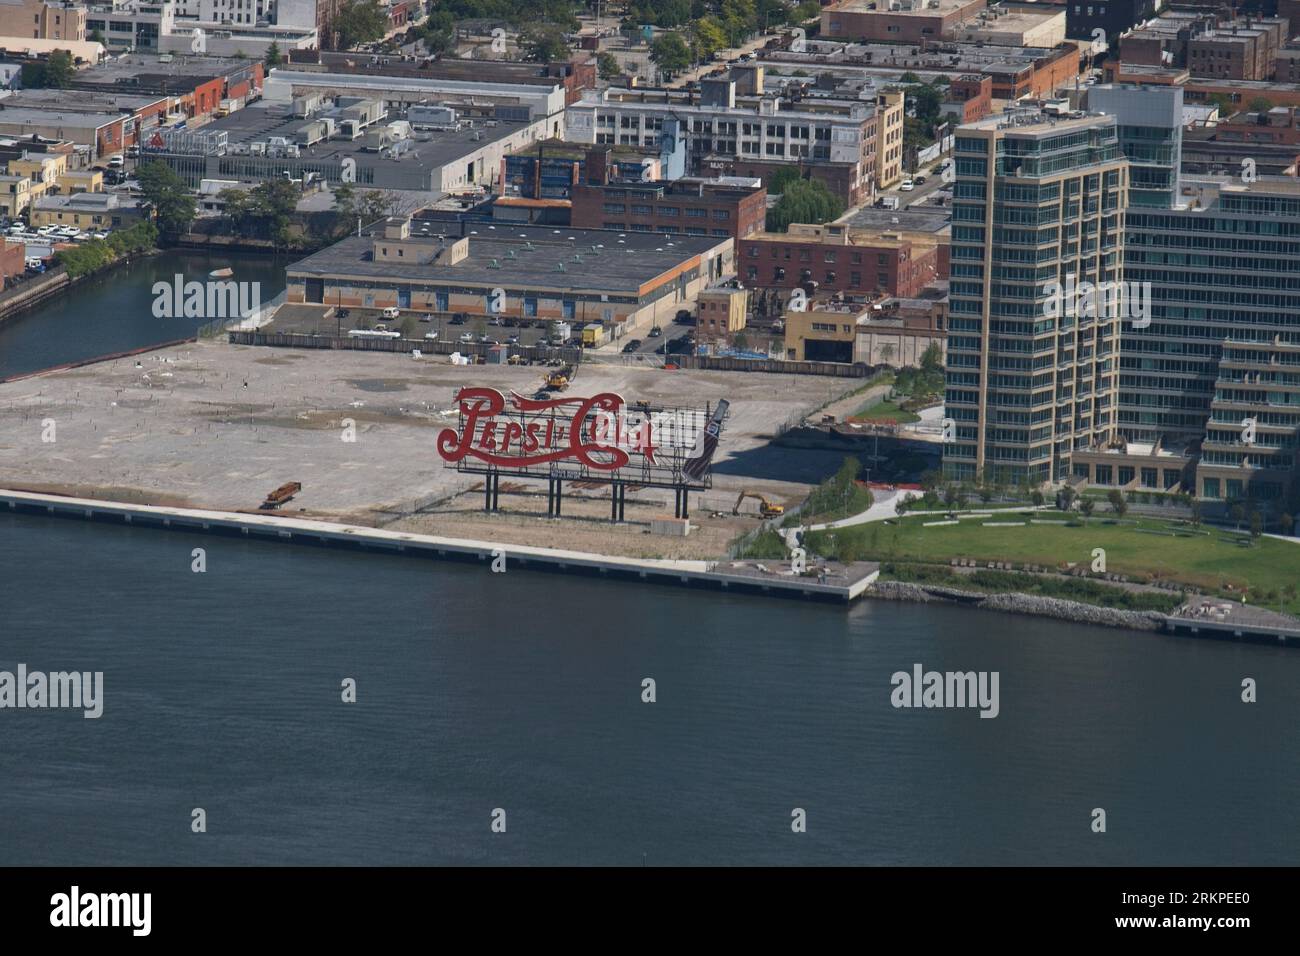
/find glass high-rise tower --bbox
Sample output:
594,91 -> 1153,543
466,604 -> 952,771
943,110 -> 1129,487
1085,84 -> 1300,510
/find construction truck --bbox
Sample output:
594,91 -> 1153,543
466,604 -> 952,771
544,363 -> 576,391
261,481 -> 302,510
733,490 -> 784,519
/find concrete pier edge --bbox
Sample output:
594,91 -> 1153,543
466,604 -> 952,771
0,488 -> 872,604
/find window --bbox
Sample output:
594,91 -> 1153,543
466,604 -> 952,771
712,209 -> 730,220
631,204 -> 653,215
603,203 -> 625,214
684,207 -> 706,218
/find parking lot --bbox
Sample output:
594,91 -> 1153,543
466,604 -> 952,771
266,304 -> 705,358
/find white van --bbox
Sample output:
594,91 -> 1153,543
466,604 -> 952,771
381,307 -> 400,319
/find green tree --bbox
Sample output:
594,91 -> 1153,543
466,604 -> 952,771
768,166 -> 803,195
137,161 -> 197,236
522,24 -> 570,62
793,0 -> 821,20
1281,512 -> 1294,537
1230,503 -> 1246,529
1190,498 -> 1203,528
908,83 -> 943,126
24,52 -> 76,89
920,341 -> 942,373
251,179 -> 301,248
693,16 -> 728,60
765,178 -> 844,231
1030,490 -> 1044,507
265,41 -> 283,67
597,51 -> 621,79
1079,497 -> 1095,522
1249,511 -> 1264,544
334,0 -> 387,50
651,32 -> 692,75
1208,92 -> 1236,117
1057,485 -> 1076,511
1107,489 -> 1127,517
1249,96 -> 1273,114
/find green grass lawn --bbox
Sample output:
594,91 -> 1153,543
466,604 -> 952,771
807,513 -> 1300,612
852,398 -> 921,423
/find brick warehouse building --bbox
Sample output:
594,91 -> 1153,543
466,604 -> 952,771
286,219 -> 734,336
739,222 -> 941,299
569,177 -> 767,241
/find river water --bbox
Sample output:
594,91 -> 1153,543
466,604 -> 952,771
1,256 -> 1297,865
1,511 -> 1297,866
0,250 -> 287,380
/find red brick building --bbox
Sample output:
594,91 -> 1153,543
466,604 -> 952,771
740,222 -> 940,298
941,75 -> 993,124
0,239 -> 25,288
570,178 -> 767,241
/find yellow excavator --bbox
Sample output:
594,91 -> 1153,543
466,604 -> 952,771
733,490 -> 784,518
544,363 -> 575,391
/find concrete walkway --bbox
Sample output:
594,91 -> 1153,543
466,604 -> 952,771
806,501 -> 1060,533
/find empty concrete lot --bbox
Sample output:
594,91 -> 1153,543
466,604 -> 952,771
0,342 -> 859,527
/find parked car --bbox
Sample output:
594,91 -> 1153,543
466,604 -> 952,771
423,331 -> 438,341
674,309 -> 693,324
899,179 -> 915,192
336,308 -> 351,320
622,338 -> 642,353
419,313 -> 433,323
648,325 -> 662,338
459,332 -> 474,343
915,174 -> 927,185
507,334 -> 520,344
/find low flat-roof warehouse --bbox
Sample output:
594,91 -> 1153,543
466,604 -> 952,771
286,219 -> 734,333
144,99 -> 550,193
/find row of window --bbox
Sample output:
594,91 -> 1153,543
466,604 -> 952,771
601,223 -> 728,237
599,204 -> 729,219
